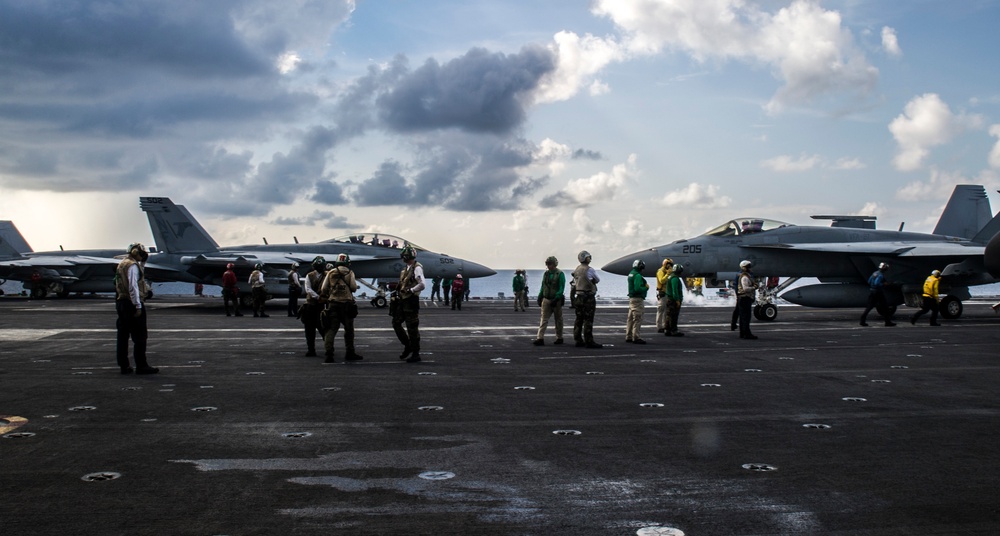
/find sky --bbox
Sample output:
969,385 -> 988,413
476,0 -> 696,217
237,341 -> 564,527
2,0 -> 1000,269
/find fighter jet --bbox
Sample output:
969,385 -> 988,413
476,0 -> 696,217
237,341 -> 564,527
603,185 -> 1000,321
0,221 -> 169,298
139,197 -> 496,305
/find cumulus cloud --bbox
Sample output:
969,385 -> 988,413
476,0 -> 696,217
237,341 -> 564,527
760,154 -> 822,172
660,182 -> 732,209
881,26 -> 902,57
540,154 -> 638,208
896,168 -> 974,202
889,93 -> 982,171
833,157 -> 866,170
533,31 -> 625,104
590,0 -> 879,113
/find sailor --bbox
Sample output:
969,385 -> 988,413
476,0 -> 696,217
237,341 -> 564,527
910,269 -> 942,326
392,246 -> 425,363
320,255 -> 362,363
451,274 -> 465,310
300,256 -> 327,357
655,258 -> 674,333
665,264 -> 685,337
737,260 -> 758,340
248,263 -> 269,318
114,243 -> 158,375
572,250 -> 602,348
860,262 -> 896,327
626,259 -> 649,344
513,269 -> 527,312
222,263 -> 243,317
431,277 -> 442,302
287,263 -> 301,317
533,256 -> 565,346
443,277 -> 452,306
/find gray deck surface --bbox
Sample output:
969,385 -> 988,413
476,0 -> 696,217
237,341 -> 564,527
2,295 -> 999,535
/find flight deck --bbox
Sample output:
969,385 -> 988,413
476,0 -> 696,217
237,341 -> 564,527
1,296 -> 999,535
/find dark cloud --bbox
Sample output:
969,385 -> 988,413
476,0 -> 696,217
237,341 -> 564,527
376,45 -> 555,135
572,148 -> 603,160
352,136 -> 547,212
0,1 -> 557,216
247,126 -> 339,205
0,1 -> 271,79
354,161 -> 412,206
311,180 -> 348,205
539,191 -> 575,208
272,210 -> 354,229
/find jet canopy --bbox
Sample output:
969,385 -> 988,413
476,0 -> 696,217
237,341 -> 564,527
322,233 -> 426,251
703,218 -> 793,237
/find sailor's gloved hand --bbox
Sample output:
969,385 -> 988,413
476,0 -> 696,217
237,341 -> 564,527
134,308 -> 143,318
537,296 -> 543,307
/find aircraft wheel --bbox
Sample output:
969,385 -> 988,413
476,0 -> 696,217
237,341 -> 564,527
758,303 -> 778,322
57,290 -> 70,298
752,305 -> 762,320
939,296 -> 963,319
239,295 -> 252,308
30,287 -> 47,299
373,296 -> 388,308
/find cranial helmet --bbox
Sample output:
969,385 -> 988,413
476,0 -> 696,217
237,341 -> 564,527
577,250 -> 592,264
128,242 -> 149,260
312,256 -> 326,269
254,263 -> 263,271
632,259 -> 645,271
291,262 -> 299,269
336,253 -> 350,267
226,262 -> 235,270
545,256 -> 558,266
879,262 -> 890,271
740,260 -> 752,269
673,264 -> 684,275
456,274 -> 463,279
662,258 -> 674,268
932,269 -> 941,276
400,246 -> 417,261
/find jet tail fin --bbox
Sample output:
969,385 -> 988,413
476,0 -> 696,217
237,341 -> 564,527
139,197 -> 220,254
0,220 -> 33,257
932,184 -> 991,238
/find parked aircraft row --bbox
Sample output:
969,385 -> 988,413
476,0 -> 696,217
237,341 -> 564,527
603,184 -> 1000,320
0,197 -> 496,300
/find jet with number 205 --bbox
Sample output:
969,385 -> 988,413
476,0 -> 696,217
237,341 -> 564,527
603,185 -> 1000,321
140,197 -> 495,305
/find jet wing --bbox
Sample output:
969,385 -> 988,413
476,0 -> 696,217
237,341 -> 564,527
180,252 -> 379,267
743,242 -> 981,256
3,255 -> 122,267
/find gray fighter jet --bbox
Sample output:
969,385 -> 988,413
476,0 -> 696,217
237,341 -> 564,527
0,221 -> 170,298
139,197 -> 495,305
603,185 -> 1000,321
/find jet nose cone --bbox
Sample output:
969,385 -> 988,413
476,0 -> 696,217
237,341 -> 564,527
602,249 -> 659,275
461,260 -> 496,278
